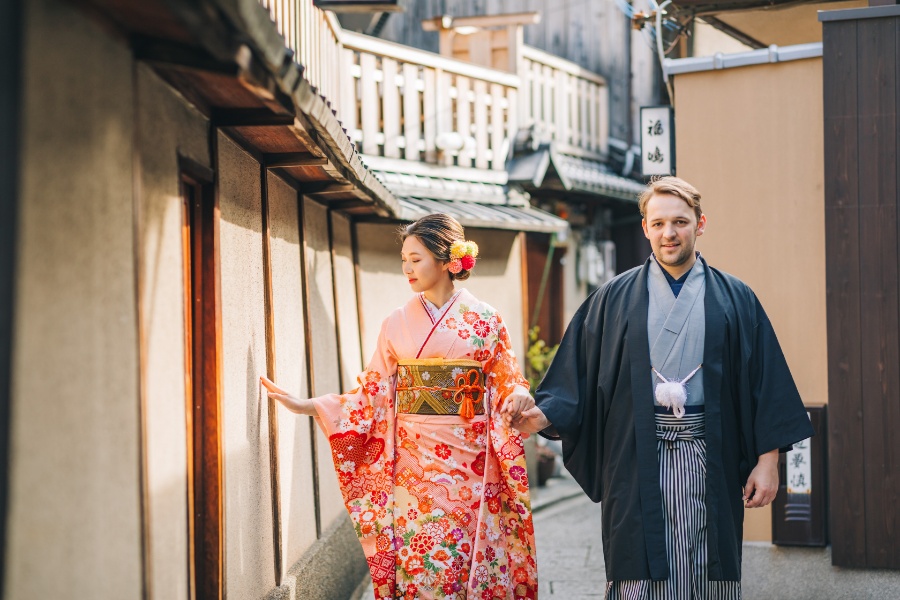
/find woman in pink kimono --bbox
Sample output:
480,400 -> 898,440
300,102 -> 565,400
261,214 -> 539,600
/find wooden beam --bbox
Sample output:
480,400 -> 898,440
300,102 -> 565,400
212,109 -> 295,127
304,183 -> 357,197
699,16 -> 766,50
0,0 -> 21,593
422,11 -> 541,31
327,199 -> 372,211
263,153 -> 329,168
133,36 -> 239,76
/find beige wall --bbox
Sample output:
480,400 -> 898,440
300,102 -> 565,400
137,64 -> 210,600
267,173 -> 319,572
332,212 -> 364,389
674,57 -> 826,541
693,21 -> 751,57
6,0 -> 144,596
218,133 -> 277,595
301,198 -> 345,528
717,1 -> 865,47
355,223 -> 526,368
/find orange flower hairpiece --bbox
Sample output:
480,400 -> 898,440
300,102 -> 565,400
449,240 -> 479,274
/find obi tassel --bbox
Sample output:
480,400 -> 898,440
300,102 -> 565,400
458,395 -> 475,419
652,364 -> 702,419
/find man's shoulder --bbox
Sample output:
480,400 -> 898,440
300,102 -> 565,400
586,263 -> 641,300
607,264 -> 645,288
704,262 -> 759,308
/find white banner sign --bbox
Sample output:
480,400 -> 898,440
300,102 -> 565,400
641,106 -> 675,176
786,412 -> 813,494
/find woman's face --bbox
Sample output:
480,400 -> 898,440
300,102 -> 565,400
401,235 -> 450,293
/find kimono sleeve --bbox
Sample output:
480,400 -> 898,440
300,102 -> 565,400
534,289 -> 601,439
311,317 -> 399,599
534,289 -> 605,502
748,297 -> 815,455
481,314 -> 539,594
483,315 -> 529,412
312,316 -> 397,439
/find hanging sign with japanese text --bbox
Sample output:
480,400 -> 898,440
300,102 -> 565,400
786,412 -> 813,495
640,106 -> 675,176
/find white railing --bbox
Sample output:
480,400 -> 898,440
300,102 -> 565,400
340,31 -> 519,170
259,1 -> 608,168
520,45 -> 609,158
259,0 -> 343,107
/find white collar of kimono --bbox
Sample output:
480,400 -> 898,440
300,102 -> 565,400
421,288 -> 464,319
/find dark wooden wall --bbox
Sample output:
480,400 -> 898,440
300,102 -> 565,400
0,0 -> 22,591
822,6 -> 900,570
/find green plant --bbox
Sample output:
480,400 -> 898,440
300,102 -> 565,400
525,326 -> 559,390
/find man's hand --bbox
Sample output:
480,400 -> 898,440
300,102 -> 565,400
743,449 -> 779,508
499,385 -> 534,429
511,405 -> 551,435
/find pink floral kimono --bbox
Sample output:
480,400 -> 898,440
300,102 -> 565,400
312,288 -> 538,599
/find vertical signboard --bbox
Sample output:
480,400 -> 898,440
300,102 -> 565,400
640,106 -> 675,177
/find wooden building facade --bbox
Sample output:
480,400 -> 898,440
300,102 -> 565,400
1,1 -> 601,599
821,3 -> 900,570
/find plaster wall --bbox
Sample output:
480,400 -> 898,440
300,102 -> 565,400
266,172 -> 318,570
332,212 -> 364,388
136,64 -> 210,600
5,0 -> 143,596
301,197 -> 344,528
355,224 -> 526,369
673,58 -> 826,541
217,132 -> 276,595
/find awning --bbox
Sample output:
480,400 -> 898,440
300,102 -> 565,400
397,197 -> 568,234
508,143 -> 646,202
365,158 -> 569,234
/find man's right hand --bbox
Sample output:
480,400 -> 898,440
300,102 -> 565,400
511,405 -> 551,435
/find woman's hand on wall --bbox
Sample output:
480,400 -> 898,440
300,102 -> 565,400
260,376 -> 318,417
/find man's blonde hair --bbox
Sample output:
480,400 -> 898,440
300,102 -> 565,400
638,176 -> 703,221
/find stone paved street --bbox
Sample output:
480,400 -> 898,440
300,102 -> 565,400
355,474 -> 900,599
531,485 -> 605,598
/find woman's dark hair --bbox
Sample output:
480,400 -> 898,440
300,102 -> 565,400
399,213 -> 471,281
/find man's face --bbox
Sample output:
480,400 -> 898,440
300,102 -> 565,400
641,192 -> 707,272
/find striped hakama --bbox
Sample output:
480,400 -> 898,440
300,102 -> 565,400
605,410 -> 742,600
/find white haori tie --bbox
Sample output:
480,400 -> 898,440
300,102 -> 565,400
652,364 -> 702,418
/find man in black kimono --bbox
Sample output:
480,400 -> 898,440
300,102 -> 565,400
515,176 -> 813,598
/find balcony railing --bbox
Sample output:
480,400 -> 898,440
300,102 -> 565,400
260,0 -> 608,170
520,45 -> 608,159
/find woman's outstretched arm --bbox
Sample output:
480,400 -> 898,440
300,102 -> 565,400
260,375 -> 318,417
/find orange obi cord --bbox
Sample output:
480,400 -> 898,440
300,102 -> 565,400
453,369 -> 483,419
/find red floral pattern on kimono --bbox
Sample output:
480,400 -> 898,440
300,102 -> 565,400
312,289 -> 538,599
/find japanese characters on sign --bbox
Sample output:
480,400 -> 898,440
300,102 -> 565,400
786,412 -> 813,495
640,106 -> 675,176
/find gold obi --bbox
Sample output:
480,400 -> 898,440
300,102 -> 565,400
395,359 -> 486,418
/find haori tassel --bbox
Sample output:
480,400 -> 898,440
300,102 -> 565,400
652,364 -> 702,419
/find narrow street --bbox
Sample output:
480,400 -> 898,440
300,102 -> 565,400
357,473 -> 900,599
532,484 -> 605,598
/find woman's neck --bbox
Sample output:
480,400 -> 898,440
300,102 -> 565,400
423,280 -> 457,309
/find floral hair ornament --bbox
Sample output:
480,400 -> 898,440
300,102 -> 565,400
448,240 -> 479,274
